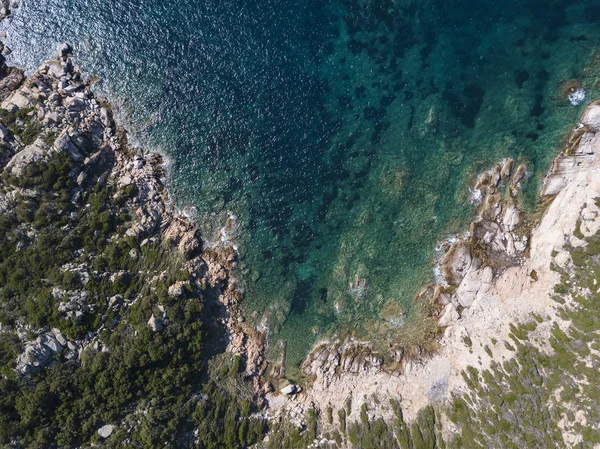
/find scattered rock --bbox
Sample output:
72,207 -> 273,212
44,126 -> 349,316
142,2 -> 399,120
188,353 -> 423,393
280,384 -> 297,395
501,158 -> 513,178
97,424 -> 115,439
148,314 -> 163,332
438,303 -> 460,327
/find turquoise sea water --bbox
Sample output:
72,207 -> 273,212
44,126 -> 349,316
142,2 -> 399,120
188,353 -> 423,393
4,0 -> 600,374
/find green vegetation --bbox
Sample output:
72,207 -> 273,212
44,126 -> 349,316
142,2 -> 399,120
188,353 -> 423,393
0,107 -> 41,145
445,230 -> 600,448
1,93 -> 600,449
0,140 -> 265,447
264,402 -> 445,449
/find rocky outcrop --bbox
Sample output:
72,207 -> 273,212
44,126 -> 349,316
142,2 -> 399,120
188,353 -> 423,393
301,340 -> 385,387
14,328 -> 80,374
15,333 -> 60,374
295,155 -> 531,391
542,101 -> 600,196
5,138 -> 50,175
97,424 -> 116,439
268,100 -> 600,435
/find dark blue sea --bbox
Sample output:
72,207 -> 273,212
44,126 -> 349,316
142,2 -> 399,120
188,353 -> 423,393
5,0 -> 600,373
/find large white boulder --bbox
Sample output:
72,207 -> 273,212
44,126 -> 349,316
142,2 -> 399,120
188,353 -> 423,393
97,424 -> 116,439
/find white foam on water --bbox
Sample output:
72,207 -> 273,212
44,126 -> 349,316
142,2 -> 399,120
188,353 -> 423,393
569,88 -> 585,106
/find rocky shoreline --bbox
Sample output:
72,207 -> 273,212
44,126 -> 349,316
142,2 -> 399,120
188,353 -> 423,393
0,43 -> 272,387
2,33 -> 600,448
265,99 -> 600,439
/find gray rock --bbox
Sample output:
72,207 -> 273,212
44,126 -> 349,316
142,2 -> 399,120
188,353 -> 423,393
280,384 -> 297,395
4,91 -> 33,109
441,242 -> 472,286
57,43 -> 73,60
0,124 -> 11,141
502,203 -> 521,232
75,310 -> 84,322
148,314 -> 163,332
118,174 -> 133,186
52,329 -> 67,346
438,303 -> 460,327
76,171 -> 87,186
65,350 -> 79,360
108,295 -> 123,309
0,0 -> 9,20
0,68 -> 25,102
42,334 -> 63,353
5,138 -> 50,176
97,424 -> 116,439
54,130 -> 83,161
16,336 -> 54,374
99,107 -> 113,128
64,96 -> 85,112
168,281 -> 187,298
581,103 -> 600,131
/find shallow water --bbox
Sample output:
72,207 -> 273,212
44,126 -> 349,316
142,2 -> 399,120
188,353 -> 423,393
4,0 -> 600,374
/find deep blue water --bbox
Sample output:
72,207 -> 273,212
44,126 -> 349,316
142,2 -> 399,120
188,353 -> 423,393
4,0 -> 600,374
